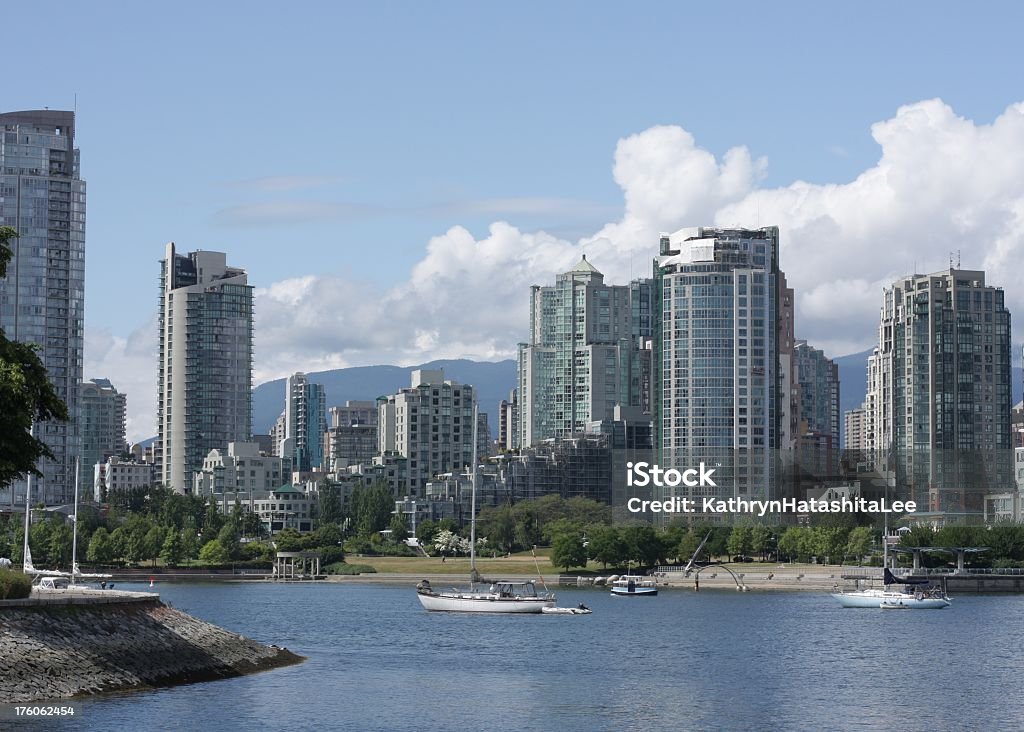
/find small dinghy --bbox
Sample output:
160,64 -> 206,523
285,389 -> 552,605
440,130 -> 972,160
541,604 -> 592,615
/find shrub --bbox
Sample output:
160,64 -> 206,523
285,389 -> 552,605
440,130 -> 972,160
0,569 -> 33,599
324,562 -> 377,575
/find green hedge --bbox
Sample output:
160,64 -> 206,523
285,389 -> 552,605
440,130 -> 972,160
324,562 -> 377,575
0,569 -> 33,599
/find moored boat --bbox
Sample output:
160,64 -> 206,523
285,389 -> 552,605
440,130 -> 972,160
610,575 -> 658,596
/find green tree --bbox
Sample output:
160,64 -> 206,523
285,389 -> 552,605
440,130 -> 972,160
811,526 -> 849,564
778,527 -> 810,562
357,482 -> 394,536
478,506 -> 517,553
112,527 -> 130,563
29,519 -> 53,566
179,526 -> 200,562
87,527 -> 114,564
846,526 -> 874,563
47,520 -> 73,568
622,525 -> 666,569
389,514 -> 409,543
217,523 -> 240,560
549,532 -> 588,571
198,539 -> 230,565
587,525 -> 625,569
676,530 -> 704,564
727,525 -> 753,560
749,525 -> 773,561
705,527 -> 731,561
143,526 -> 166,564
415,518 -> 438,544
0,228 -> 70,490
318,479 -> 343,526
160,531 -> 183,567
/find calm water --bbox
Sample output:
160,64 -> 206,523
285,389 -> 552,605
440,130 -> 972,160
14,581 -> 1024,731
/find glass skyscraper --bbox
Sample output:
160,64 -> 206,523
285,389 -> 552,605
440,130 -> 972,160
157,243 -> 253,493
282,372 -> 327,472
516,256 -> 651,448
867,269 -> 1012,521
655,226 -> 782,511
0,110 -> 85,507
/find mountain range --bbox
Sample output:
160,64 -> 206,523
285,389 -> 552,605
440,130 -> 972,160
252,359 -> 518,438
250,352 -> 1022,444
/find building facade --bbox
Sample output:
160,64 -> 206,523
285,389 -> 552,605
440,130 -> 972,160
193,442 -> 286,498
325,423 -> 378,472
655,226 -> 782,510
157,244 -> 253,493
516,256 -> 650,448
80,378 -> 127,490
377,369 -> 475,496
794,340 -> 840,476
0,110 -> 85,506
279,372 -> 326,472
866,269 -> 1013,521
94,457 -> 154,502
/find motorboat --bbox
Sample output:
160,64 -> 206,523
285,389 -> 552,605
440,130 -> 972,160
610,575 -> 658,596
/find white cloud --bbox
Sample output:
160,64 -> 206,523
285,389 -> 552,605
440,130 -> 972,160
84,317 -> 158,444
100,99 -> 1024,440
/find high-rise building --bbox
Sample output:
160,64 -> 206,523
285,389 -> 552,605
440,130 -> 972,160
865,269 -> 1012,521
278,372 -> 326,472
516,256 -> 651,447
498,391 -> 516,451
377,369 -> 475,496
0,110 -> 85,506
655,226 -> 782,509
157,244 -> 253,493
329,400 -> 377,429
844,406 -> 867,453
794,340 -> 840,476
79,378 -> 127,489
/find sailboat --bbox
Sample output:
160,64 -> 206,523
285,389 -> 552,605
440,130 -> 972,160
22,456 -> 70,585
830,503 -> 949,609
68,458 -> 111,585
416,405 -> 556,613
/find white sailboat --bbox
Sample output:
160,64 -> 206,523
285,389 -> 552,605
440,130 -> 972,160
22,458 -> 70,583
416,404 -> 556,614
69,458 -> 111,584
831,508 -> 949,609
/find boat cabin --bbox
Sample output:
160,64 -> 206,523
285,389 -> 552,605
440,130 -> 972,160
36,576 -> 71,590
488,581 -> 543,599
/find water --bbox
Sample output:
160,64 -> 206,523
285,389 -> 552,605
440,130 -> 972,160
15,582 -> 1024,731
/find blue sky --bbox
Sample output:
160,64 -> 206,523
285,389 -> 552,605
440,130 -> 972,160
6,1 -> 1024,439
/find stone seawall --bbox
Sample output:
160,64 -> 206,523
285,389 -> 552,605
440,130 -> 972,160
0,593 -> 303,702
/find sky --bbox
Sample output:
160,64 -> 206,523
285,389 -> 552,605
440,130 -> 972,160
5,1 -> 1024,441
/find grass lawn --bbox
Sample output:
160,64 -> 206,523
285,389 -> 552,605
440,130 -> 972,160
353,552 -> 559,575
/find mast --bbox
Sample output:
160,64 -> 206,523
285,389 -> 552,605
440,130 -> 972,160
22,424 -> 33,572
71,456 -> 80,585
470,401 -> 478,584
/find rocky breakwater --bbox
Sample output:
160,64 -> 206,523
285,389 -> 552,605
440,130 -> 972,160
0,590 -> 303,702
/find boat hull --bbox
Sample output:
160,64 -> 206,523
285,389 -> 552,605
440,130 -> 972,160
417,591 -> 553,613
832,591 -> 950,609
879,597 -> 951,610
610,586 -> 658,596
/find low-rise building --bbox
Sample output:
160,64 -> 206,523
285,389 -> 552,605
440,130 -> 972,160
193,442 -> 287,497
94,457 -> 155,502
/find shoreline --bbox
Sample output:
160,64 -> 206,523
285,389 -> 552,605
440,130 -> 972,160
0,590 -> 303,702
